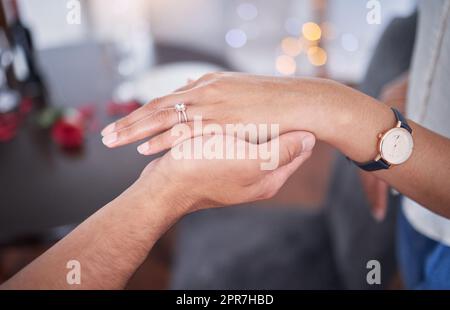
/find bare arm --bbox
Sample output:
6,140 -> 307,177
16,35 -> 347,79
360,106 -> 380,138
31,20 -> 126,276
308,80 -> 450,216
358,73 -> 409,220
0,178 -> 181,289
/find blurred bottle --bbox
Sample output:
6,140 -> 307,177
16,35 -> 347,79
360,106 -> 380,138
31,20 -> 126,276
5,0 -> 47,106
0,0 -> 20,115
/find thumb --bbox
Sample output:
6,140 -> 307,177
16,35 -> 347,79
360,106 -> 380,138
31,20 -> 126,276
254,132 -> 315,199
270,131 -> 316,169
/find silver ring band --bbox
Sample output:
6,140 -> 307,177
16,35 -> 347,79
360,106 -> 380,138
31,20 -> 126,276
175,102 -> 188,123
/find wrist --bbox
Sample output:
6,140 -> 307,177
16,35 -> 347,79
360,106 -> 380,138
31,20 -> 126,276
318,83 -> 395,162
107,183 -> 178,246
132,167 -> 198,222
290,78 -> 395,162
288,78 -> 346,140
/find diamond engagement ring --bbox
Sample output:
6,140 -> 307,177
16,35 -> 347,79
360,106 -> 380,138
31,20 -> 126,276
175,102 -> 188,123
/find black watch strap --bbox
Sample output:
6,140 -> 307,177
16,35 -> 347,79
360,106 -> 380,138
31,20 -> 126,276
392,108 -> 412,133
357,158 -> 391,171
354,108 -> 411,172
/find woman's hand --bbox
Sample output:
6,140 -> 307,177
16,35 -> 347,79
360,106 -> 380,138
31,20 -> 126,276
101,72 -> 330,155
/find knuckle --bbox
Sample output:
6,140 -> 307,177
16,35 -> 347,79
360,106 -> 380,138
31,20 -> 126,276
148,97 -> 164,109
152,133 -> 170,149
202,80 -> 222,96
152,108 -> 173,124
282,144 -> 296,165
203,71 -> 221,80
197,74 -> 228,98
117,127 -> 132,139
115,118 -> 127,128
200,73 -> 214,82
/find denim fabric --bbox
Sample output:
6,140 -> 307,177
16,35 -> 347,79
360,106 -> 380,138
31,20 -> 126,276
397,208 -> 450,289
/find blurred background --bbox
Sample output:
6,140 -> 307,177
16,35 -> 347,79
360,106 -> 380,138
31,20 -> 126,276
0,0 -> 416,289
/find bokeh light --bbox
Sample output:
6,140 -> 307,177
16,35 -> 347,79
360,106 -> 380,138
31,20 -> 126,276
237,3 -> 258,21
305,38 -> 319,47
281,37 -> 303,57
276,55 -> 297,75
302,22 -> 322,41
307,46 -> 327,66
341,33 -> 359,52
284,17 -> 302,36
225,29 -> 247,48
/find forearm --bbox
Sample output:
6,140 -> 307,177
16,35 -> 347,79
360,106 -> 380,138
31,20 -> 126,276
293,80 -> 450,216
1,179 -> 181,290
375,122 -> 450,216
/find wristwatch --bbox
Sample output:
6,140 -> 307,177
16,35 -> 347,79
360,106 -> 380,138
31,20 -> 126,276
355,108 -> 414,171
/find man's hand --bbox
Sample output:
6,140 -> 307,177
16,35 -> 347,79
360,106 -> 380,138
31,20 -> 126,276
137,130 -> 316,215
1,131 -> 315,289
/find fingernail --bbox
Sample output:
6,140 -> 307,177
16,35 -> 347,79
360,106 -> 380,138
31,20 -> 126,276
373,208 -> 387,222
137,143 -> 150,155
301,135 -> 315,153
102,132 -> 118,146
101,123 -> 116,136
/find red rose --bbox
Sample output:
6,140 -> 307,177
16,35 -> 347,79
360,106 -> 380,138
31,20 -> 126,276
0,113 -> 20,142
52,120 -> 84,149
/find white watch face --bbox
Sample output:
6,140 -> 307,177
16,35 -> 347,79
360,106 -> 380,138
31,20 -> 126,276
380,127 -> 414,165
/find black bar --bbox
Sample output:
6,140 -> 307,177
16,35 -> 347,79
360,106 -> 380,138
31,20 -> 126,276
1,290 -> 450,308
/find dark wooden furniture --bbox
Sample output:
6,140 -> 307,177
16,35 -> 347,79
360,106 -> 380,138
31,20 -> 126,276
0,42 -> 231,246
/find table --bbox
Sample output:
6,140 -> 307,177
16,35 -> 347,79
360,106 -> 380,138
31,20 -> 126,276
0,42 -> 230,245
